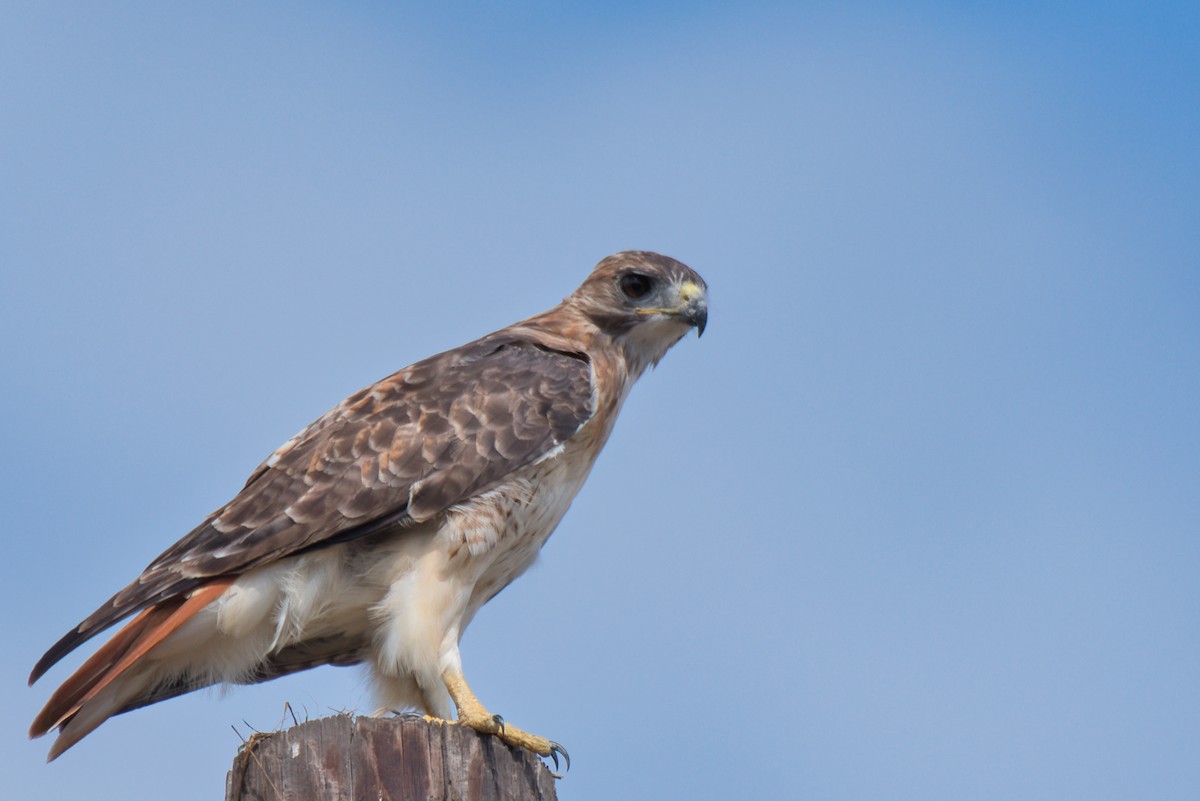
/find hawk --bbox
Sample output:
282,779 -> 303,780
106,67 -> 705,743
29,251 -> 707,764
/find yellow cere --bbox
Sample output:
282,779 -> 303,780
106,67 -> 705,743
635,282 -> 704,315
678,281 -> 703,303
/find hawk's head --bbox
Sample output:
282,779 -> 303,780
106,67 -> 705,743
569,250 -> 708,374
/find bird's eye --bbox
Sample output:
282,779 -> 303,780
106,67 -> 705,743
619,272 -> 654,300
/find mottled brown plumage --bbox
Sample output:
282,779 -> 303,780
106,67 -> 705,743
30,250 -> 707,761
31,341 -> 594,685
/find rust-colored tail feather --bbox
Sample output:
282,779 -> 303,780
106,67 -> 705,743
29,578 -> 233,748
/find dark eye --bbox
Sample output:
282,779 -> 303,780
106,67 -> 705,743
619,272 -> 654,300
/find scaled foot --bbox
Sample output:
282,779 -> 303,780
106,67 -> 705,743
442,670 -> 570,773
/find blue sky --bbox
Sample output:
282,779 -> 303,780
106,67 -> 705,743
2,3 -> 1197,800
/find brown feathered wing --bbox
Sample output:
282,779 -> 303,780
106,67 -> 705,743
29,333 -> 593,746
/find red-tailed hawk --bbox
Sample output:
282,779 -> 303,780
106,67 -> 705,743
29,251 -> 707,766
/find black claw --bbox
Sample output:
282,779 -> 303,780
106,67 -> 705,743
491,714 -> 505,734
549,741 -> 570,774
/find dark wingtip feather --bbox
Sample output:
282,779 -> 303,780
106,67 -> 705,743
29,627 -> 89,686
30,575 -> 203,686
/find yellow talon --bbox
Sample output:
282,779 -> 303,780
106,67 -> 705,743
441,670 -> 563,764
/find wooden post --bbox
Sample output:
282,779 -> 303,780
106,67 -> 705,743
225,714 -> 559,801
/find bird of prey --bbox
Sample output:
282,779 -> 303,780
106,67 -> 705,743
29,250 -> 707,764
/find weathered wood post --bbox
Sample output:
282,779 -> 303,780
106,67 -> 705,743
225,715 -> 559,801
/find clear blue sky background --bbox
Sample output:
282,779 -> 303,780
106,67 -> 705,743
3,3 -> 1197,800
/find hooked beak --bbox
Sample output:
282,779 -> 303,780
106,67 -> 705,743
676,280 -> 708,337
633,279 -> 709,337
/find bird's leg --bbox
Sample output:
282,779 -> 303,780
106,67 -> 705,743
441,669 -> 568,769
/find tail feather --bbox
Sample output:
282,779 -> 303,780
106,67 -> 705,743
30,578 -> 234,757
29,577 -> 202,687
29,604 -> 166,738
45,681 -> 130,762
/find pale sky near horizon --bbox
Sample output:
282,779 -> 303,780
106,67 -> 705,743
3,3 -> 1198,800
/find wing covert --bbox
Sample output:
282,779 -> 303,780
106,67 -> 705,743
31,336 -> 592,684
